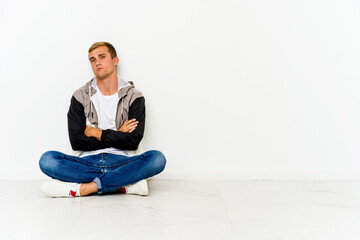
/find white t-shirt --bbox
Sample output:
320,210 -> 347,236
79,80 -> 129,157
97,91 -> 119,131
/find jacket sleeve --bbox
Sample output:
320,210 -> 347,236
100,97 -> 145,150
67,96 -> 108,151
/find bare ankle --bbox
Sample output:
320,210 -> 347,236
79,182 -> 97,196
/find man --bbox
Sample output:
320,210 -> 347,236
39,42 -> 166,197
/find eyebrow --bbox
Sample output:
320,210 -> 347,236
89,53 -> 106,60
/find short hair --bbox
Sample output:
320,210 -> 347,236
88,42 -> 117,59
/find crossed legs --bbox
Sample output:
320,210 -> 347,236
39,150 -> 166,197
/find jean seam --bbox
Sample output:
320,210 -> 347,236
107,159 -> 138,168
63,154 -> 100,168
105,155 -> 143,168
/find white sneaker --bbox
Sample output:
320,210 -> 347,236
125,179 -> 148,196
41,179 -> 78,198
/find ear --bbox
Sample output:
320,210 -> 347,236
113,57 -> 119,66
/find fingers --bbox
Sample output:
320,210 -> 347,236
127,121 -> 138,128
125,119 -> 138,127
84,126 -> 91,136
127,123 -> 138,133
119,119 -> 139,133
122,119 -> 137,126
84,126 -> 95,137
129,123 -> 138,133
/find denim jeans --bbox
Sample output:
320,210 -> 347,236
39,150 -> 166,194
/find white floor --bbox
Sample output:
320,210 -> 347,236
1,180 -> 360,240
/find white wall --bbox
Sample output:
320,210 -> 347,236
1,0 -> 359,180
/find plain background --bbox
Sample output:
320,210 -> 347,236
0,0 -> 359,180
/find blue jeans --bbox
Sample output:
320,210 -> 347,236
39,150 -> 166,194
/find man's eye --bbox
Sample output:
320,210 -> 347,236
101,56 -> 105,58
90,59 -> 95,62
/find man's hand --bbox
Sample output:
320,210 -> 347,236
84,126 -> 102,141
119,119 -> 138,133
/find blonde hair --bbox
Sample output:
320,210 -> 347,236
88,42 -> 117,58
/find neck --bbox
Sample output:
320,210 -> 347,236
96,72 -> 118,95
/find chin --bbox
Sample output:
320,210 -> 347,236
95,74 -> 109,80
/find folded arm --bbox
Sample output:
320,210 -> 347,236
101,97 -> 145,150
68,96 -> 145,151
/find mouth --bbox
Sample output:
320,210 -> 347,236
97,68 -> 103,71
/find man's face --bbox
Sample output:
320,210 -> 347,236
88,46 -> 118,80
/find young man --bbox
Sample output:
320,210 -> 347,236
39,42 -> 166,197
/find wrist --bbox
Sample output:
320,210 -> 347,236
93,128 -> 102,141
85,126 -> 102,141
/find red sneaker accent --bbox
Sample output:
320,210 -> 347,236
119,188 -> 126,194
69,190 -> 76,197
